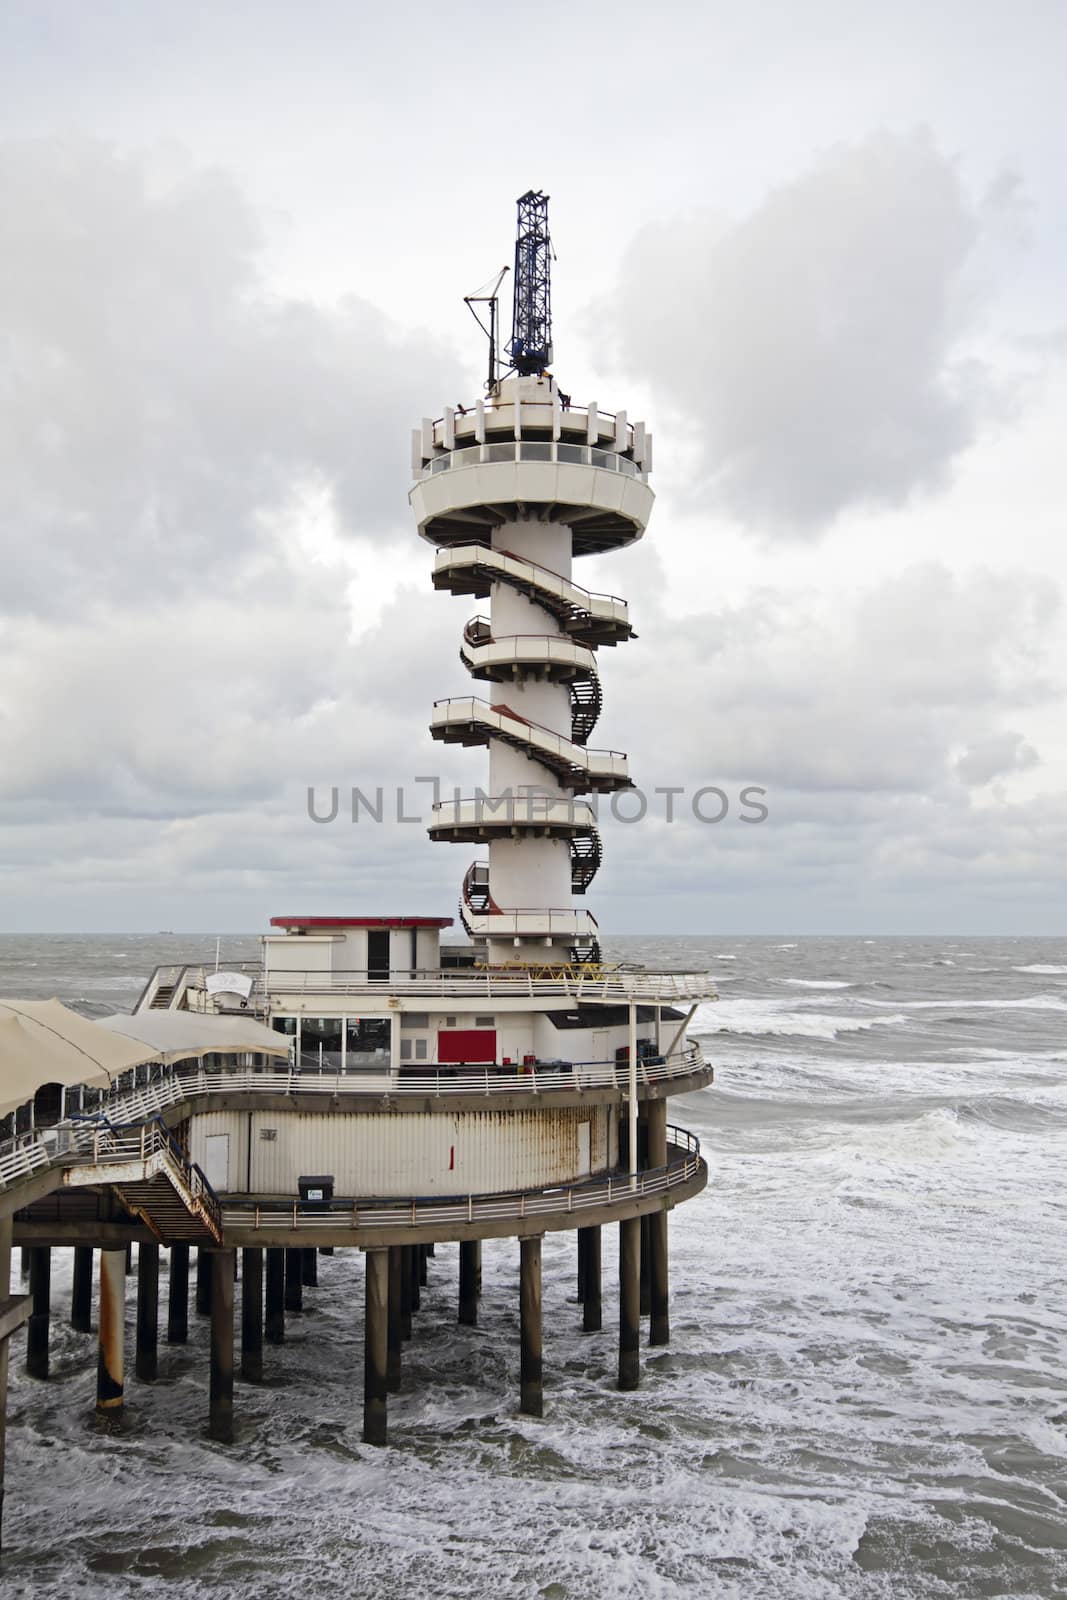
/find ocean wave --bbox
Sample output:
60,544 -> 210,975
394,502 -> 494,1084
880,994 -> 1067,1014
782,979 -> 853,990
694,998 -> 908,1041
1013,964 -> 1067,976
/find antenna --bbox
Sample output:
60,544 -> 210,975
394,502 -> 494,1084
508,190 -> 553,375
464,266 -> 509,393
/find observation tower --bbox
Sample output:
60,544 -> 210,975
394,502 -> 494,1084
413,191 -> 652,968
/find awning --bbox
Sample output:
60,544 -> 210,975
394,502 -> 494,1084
0,999 -> 165,1119
96,1011 -> 291,1065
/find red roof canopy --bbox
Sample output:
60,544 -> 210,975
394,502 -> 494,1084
269,915 -> 453,930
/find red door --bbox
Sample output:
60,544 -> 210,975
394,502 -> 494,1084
437,1029 -> 496,1063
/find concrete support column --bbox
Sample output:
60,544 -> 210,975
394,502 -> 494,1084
168,1243 -> 189,1344
418,1245 -> 428,1287
26,1246 -> 51,1379
265,1248 -> 285,1345
301,1248 -> 318,1288
209,1250 -> 235,1444
645,1098 -> 670,1346
96,1247 -> 126,1422
71,1246 -> 93,1333
399,1245 -> 412,1339
195,1248 -> 212,1315
519,1236 -> 543,1417
581,1225 -> 602,1333
458,1240 -> 480,1327
135,1241 -> 159,1382
363,1249 -> 389,1446
618,1217 -> 641,1391
284,1248 -> 303,1313
387,1247 -> 402,1391
577,1228 -> 587,1303
241,1248 -> 264,1383
409,1246 -> 421,1314
640,1215 -> 651,1317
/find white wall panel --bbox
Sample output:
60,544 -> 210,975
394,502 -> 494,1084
189,1105 -> 612,1197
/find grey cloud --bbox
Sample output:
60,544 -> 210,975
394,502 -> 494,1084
593,130 -> 1018,534
0,137 -> 456,616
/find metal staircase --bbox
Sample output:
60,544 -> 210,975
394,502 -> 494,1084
66,1119 -> 223,1244
570,829 -> 602,894
434,544 -> 635,647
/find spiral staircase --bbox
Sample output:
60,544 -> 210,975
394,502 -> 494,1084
416,370 -> 650,967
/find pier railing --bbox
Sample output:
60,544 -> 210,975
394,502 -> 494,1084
87,1041 -> 711,1128
223,1127 -> 703,1235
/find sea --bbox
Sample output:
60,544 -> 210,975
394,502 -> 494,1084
0,932 -> 1064,1599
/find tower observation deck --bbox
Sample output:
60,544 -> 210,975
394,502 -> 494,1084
412,192 -> 654,967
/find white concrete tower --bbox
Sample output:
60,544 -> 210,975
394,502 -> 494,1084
411,192 -> 654,967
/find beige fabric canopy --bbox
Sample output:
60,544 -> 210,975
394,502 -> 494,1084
0,999 -> 164,1119
96,1011 -> 291,1065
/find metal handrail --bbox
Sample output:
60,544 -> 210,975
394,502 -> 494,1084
435,543 -> 630,611
77,1044 -> 710,1133
225,1128 -> 701,1234
432,697 -> 628,761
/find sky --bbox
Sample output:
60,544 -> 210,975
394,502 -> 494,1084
0,0 -> 1065,935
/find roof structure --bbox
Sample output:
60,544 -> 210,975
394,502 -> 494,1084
97,1011 -> 291,1065
0,999 -> 163,1118
269,916 -> 453,930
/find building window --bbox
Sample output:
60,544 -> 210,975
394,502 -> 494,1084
400,1039 -> 413,1061
415,1039 -> 428,1060
474,1016 -> 495,1027
401,1013 -> 429,1030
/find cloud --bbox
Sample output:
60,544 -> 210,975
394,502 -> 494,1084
607,562 -> 1059,796
593,129 -> 1020,535
0,136 -> 456,617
